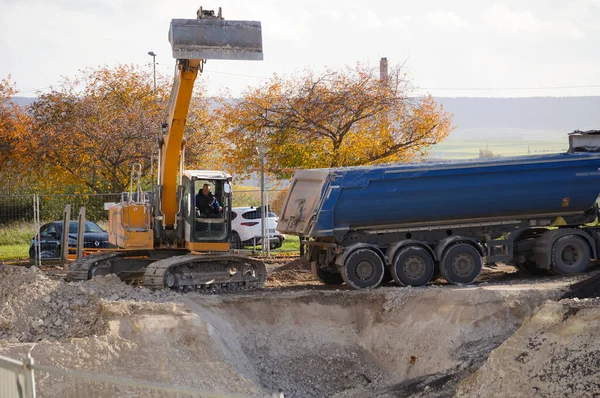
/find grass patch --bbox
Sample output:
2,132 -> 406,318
277,235 -> 300,254
0,244 -> 29,261
0,222 -> 34,261
242,235 -> 301,256
0,222 -> 35,245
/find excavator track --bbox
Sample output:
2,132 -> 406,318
66,251 -> 267,293
66,252 -> 128,281
143,254 -> 267,292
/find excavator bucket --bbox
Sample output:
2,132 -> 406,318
169,19 -> 263,61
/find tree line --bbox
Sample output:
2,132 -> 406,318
0,62 -> 453,198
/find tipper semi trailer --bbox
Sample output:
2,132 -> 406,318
277,131 -> 600,290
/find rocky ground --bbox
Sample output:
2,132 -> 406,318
0,259 -> 599,397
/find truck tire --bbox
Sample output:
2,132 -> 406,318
440,244 -> 482,285
390,246 -> 435,287
341,248 -> 385,290
550,235 -> 591,275
311,261 -> 344,285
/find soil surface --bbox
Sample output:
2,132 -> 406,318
0,259 -> 599,397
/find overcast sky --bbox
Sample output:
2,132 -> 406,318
1,0 -> 600,98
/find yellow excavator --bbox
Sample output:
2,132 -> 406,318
67,7 -> 267,291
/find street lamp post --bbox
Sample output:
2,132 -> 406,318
147,51 -> 157,94
256,144 -> 268,253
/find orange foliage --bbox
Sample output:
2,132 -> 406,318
23,65 -> 208,194
213,63 -> 454,179
0,76 -> 34,194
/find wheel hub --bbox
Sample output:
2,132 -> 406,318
356,260 -> 374,280
404,256 -> 426,279
452,254 -> 474,276
562,244 -> 580,265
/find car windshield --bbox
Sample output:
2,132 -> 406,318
67,221 -> 104,234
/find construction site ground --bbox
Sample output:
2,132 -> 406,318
1,256 -> 599,397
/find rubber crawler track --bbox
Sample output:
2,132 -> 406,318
66,251 -> 267,292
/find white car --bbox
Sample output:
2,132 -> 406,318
231,207 -> 285,249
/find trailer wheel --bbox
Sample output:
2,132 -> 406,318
440,244 -> 482,285
550,235 -> 590,275
311,261 -> 344,285
391,246 -> 435,287
341,248 -> 385,290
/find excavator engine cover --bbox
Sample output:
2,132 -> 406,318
169,19 -> 263,60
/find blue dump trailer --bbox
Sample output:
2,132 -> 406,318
277,131 -> 600,290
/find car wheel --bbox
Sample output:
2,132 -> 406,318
231,232 -> 243,249
30,250 -> 60,262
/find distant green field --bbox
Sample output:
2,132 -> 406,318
429,139 -> 566,160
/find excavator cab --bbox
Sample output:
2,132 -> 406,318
181,171 -> 233,252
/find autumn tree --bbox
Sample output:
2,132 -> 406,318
214,63 -> 453,179
0,76 -> 34,195
27,64 -> 209,194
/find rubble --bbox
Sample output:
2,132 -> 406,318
0,263 -> 599,397
0,265 -> 180,343
456,298 -> 600,397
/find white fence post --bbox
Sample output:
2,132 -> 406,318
23,354 -> 36,398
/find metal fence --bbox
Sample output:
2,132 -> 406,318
0,353 -> 283,398
0,193 -> 121,263
0,189 -> 298,262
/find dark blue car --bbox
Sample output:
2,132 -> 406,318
29,221 -> 111,260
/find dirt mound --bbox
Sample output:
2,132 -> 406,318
266,257 -> 315,287
0,263 -> 593,397
456,298 -> 600,397
560,271 -> 600,299
0,314 -> 261,397
0,265 -> 180,343
266,270 -> 316,286
271,257 -> 310,272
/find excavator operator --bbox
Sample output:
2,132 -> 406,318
196,183 -> 223,217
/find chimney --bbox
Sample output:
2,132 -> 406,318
379,57 -> 388,82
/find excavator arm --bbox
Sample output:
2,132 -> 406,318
158,58 -> 201,230
156,8 -> 263,237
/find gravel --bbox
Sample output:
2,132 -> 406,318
1,263 -> 599,397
